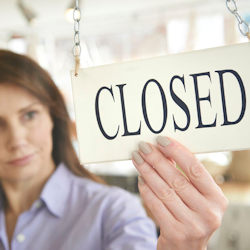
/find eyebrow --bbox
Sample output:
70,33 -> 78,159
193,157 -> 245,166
18,102 -> 41,113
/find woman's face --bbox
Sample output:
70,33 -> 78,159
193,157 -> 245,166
0,84 -> 55,184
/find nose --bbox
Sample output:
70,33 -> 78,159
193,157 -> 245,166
6,121 -> 27,151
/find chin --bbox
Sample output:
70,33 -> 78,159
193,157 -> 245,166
4,163 -> 40,182
2,154 -> 54,183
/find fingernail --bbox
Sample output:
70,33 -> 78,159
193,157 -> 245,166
156,136 -> 171,147
139,141 -> 152,154
132,151 -> 144,165
138,175 -> 144,185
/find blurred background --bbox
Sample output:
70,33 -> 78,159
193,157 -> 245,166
0,0 -> 250,249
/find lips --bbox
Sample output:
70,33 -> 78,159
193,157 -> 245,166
8,153 -> 35,166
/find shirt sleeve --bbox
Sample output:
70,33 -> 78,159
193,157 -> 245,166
102,187 -> 158,250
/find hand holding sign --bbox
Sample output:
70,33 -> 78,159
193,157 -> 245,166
132,136 -> 228,250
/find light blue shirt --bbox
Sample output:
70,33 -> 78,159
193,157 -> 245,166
0,163 -> 157,250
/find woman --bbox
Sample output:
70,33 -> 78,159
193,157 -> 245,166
0,49 -> 227,250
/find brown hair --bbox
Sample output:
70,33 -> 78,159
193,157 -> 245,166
0,49 -> 104,183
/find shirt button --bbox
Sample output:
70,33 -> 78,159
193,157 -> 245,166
16,234 -> 26,243
35,200 -> 42,208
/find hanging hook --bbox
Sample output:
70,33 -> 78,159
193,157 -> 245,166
226,0 -> 250,41
75,55 -> 80,77
73,0 -> 81,77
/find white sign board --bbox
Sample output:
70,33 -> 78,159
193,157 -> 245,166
71,43 -> 250,164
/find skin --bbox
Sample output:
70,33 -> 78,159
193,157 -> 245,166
132,139 -> 228,250
0,83 -> 227,249
0,84 -> 56,246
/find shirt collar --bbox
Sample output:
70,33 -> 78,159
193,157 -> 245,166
0,188 -> 4,210
0,200 -> 6,246
40,162 -> 72,218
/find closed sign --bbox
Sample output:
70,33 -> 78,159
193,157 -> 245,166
71,43 -> 250,164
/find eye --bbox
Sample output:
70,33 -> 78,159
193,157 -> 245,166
23,110 -> 38,121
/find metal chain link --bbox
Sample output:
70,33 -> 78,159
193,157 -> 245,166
73,0 -> 81,76
226,0 -> 250,39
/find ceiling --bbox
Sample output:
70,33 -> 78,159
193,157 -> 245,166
0,0 -> 249,38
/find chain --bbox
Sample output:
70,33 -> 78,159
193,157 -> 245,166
226,0 -> 250,40
73,0 -> 81,76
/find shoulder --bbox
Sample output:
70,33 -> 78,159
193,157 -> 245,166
65,166 -> 158,248
69,171 -> 140,207
65,166 -> 150,220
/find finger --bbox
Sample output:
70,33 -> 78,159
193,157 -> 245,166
132,151 -> 193,223
137,175 -> 178,231
156,136 -> 223,198
137,142 -> 209,213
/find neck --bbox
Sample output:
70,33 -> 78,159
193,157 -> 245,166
4,182 -> 43,215
1,163 -> 55,216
